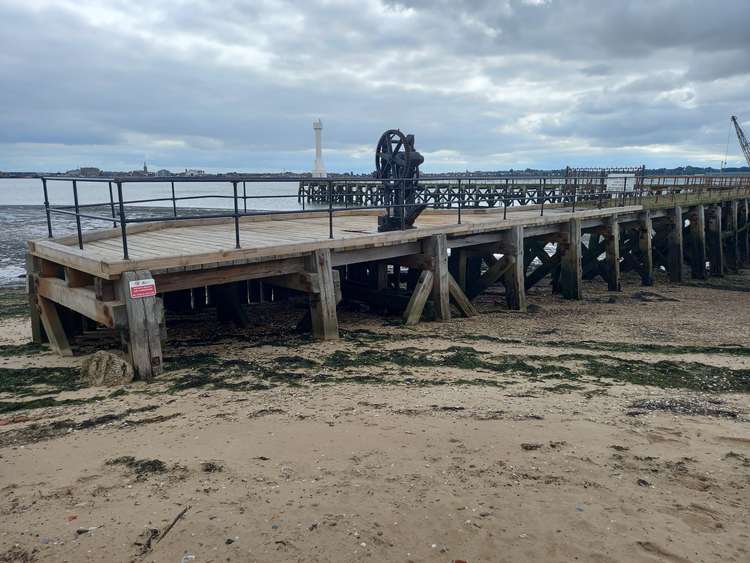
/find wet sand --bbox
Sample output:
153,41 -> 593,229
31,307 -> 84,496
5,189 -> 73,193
0,272 -> 748,562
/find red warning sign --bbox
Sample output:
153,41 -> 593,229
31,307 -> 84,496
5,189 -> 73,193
129,279 -> 157,299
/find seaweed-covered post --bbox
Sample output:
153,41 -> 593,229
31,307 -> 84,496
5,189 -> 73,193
726,200 -> 739,272
706,204 -> 724,276
741,198 -> 750,265
667,205 -> 684,283
688,204 -> 707,279
605,215 -> 621,291
638,210 -> 654,286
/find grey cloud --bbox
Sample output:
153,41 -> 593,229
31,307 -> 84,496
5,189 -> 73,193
0,0 -> 749,172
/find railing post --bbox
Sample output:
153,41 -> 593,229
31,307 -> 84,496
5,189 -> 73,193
171,181 -> 177,217
72,180 -> 83,250
116,181 -> 129,260
503,184 -> 508,220
457,179 -> 462,224
243,180 -> 247,214
42,178 -> 52,238
233,181 -> 241,249
108,181 -> 117,227
572,183 -> 577,213
328,180 -> 334,239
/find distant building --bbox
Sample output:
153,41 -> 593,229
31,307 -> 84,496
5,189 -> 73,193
156,169 -> 172,177
79,167 -> 101,177
184,169 -> 206,176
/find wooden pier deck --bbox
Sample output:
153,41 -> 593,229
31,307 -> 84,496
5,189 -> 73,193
26,188 -> 750,379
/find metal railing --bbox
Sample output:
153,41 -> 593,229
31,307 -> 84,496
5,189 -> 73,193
39,174 -> 750,261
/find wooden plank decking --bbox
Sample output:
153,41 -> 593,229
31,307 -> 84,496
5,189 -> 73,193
30,205 -> 641,278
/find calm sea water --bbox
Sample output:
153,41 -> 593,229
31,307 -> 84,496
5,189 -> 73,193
0,178 -> 307,286
0,178 -> 303,209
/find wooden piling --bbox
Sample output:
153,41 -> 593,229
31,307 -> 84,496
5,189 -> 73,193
688,205 -> 707,279
403,270 -> 433,325
429,234 -> 450,321
26,252 -> 45,345
305,249 -> 339,340
375,262 -> 388,290
667,206 -> 684,283
741,198 -> 750,266
707,204 -> 724,276
448,249 -> 468,291
638,211 -> 654,286
448,274 -> 478,317
504,226 -> 527,311
604,216 -> 621,291
727,200 -> 739,272
117,270 -> 163,380
212,283 -> 249,327
560,218 -> 582,300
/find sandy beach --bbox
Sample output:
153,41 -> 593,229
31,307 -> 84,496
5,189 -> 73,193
0,272 -> 748,563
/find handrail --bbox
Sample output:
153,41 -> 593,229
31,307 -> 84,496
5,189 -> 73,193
38,175 -> 750,262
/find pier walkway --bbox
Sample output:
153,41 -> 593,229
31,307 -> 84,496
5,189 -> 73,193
25,176 -> 750,379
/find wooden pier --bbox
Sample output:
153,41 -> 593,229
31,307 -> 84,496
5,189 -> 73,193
26,184 -> 750,379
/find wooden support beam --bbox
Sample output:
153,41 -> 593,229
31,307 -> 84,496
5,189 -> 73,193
741,198 -> 750,266
163,289 -> 193,314
403,270 -> 434,325
428,234 -> 450,321
305,249 -> 339,340
689,204 -> 707,279
448,273 -> 478,317
667,206 -> 684,283
153,258 -> 305,294
38,297 -> 73,357
26,252 -> 46,344
504,225 -> 527,311
559,218 -> 582,300
605,215 -> 621,291
581,234 -> 606,281
267,272 -> 320,294
37,277 -> 127,328
524,247 -> 561,291
375,262 -> 388,290
726,200 -> 739,272
392,254 -> 434,270
707,204 -> 724,276
331,241 -> 422,267
64,267 -> 93,288
468,255 -> 511,299
638,211 -> 654,286
212,283 -> 249,327
117,270 -> 164,380
39,259 -> 62,278
448,249 -> 468,291
94,277 -> 116,301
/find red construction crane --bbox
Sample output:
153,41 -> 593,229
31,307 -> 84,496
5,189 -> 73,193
731,115 -> 750,167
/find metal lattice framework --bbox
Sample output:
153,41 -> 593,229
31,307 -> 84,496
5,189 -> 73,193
731,116 -> 750,168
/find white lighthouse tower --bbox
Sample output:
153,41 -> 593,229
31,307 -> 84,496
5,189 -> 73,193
312,118 -> 326,178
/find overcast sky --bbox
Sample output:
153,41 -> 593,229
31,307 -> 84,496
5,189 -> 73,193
2,0 -> 749,173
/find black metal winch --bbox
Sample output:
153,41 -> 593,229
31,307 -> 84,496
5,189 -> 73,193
374,129 -> 426,231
